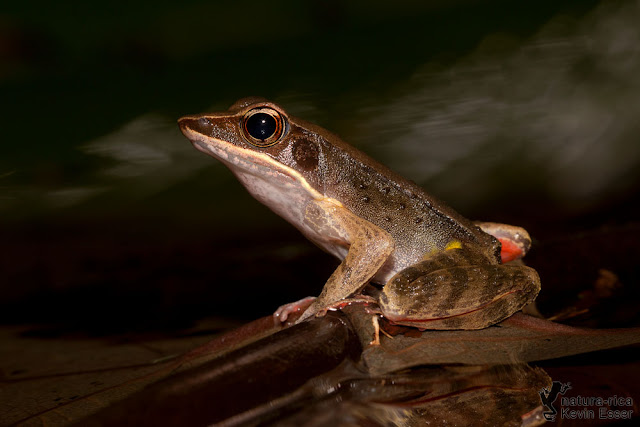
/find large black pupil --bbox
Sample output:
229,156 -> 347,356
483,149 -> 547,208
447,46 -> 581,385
246,113 -> 277,141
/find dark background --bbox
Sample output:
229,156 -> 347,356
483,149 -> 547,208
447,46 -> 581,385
1,0 -> 639,332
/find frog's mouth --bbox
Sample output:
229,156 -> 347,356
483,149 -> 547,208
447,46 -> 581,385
194,136 -> 297,183
179,117 -> 325,201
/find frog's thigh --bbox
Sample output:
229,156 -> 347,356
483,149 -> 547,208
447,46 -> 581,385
298,199 -> 394,321
380,253 -> 540,329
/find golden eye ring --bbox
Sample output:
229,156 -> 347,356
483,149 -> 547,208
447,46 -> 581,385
242,108 -> 286,147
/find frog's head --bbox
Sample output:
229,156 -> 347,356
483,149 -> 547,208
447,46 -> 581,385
179,98 -> 332,202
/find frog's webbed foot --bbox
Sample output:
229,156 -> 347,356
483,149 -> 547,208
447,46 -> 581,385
380,248 -> 541,330
293,293 -> 380,323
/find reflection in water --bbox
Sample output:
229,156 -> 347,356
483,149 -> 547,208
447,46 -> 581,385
241,363 -> 550,427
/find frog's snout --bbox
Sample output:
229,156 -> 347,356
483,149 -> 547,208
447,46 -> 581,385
178,116 -> 214,138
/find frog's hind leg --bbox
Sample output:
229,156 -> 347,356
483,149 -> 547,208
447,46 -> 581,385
379,249 -> 540,330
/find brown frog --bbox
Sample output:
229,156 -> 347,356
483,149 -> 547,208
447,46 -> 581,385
179,98 -> 539,329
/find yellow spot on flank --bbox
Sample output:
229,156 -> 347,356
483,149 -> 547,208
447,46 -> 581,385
421,247 -> 440,260
445,240 -> 462,251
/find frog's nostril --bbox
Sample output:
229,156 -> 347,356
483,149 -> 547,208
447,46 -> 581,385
178,116 -> 213,136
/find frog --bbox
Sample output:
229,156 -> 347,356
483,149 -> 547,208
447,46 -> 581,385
178,98 -> 540,330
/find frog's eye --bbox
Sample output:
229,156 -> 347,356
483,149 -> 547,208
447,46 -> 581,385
242,108 -> 286,147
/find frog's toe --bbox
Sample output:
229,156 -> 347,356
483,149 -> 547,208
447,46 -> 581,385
274,296 -> 316,323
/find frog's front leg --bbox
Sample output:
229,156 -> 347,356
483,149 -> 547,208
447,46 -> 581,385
294,199 -> 395,323
379,248 -> 540,330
